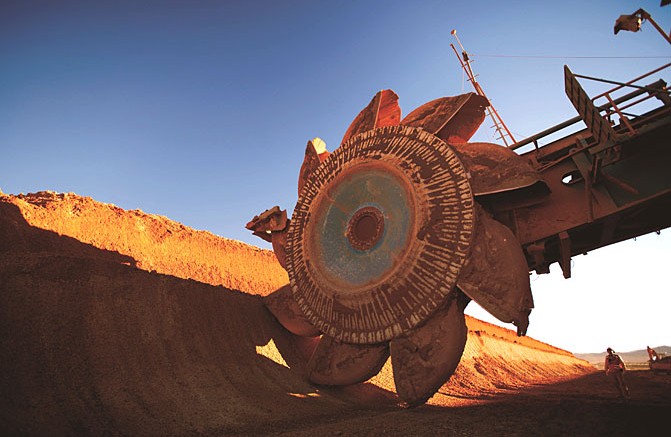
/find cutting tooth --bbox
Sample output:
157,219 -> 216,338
245,206 -> 290,269
390,291 -> 469,407
307,335 -> 389,386
340,89 -> 401,146
263,285 -> 321,337
245,206 -> 286,242
457,205 -> 534,336
401,92 -> 487,143
298,137 -> 330,196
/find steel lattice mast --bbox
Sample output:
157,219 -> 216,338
450,29 -> 517,147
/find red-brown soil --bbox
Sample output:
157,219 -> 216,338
1,191 -> 668,436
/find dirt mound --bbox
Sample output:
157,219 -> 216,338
3,191 -> 287,295
0,191 -> 594,436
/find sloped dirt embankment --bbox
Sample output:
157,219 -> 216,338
0,191 -> 595,436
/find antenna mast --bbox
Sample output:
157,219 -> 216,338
450,30 -> 517,147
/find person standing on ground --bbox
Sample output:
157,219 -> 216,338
647,346 -> 659,361
604,347 -> 630,399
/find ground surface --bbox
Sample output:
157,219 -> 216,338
263,370 -> 671,437
1,191 -> 668,436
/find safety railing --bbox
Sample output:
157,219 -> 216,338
510,63 -> 671,152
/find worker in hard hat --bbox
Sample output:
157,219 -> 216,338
604,347 -> 630,399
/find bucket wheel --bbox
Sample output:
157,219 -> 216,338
247,90 -> 536,406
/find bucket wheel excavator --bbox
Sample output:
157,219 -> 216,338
247,64 -> 671,406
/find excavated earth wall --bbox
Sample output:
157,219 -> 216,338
0,191 -> 593,436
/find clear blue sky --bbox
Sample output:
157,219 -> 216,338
2,0 -> 669,353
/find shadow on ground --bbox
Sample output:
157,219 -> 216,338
3,198 -> 666,436
0,202 -> 395,436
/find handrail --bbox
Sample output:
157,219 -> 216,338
509,79 -> 668,151
588,62 -> 671,101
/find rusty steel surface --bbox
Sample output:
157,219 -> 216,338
341,89 -> 401,145
248,90 -> 540,406
390,290 -> 469,407
451,142 -> 547,196
286,125 -> 474,344
506,65 -> 671,276
247,63 -> 671,406
307,335 -> 390,386
401,93 -> 488,143
457,205 -> 533,336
